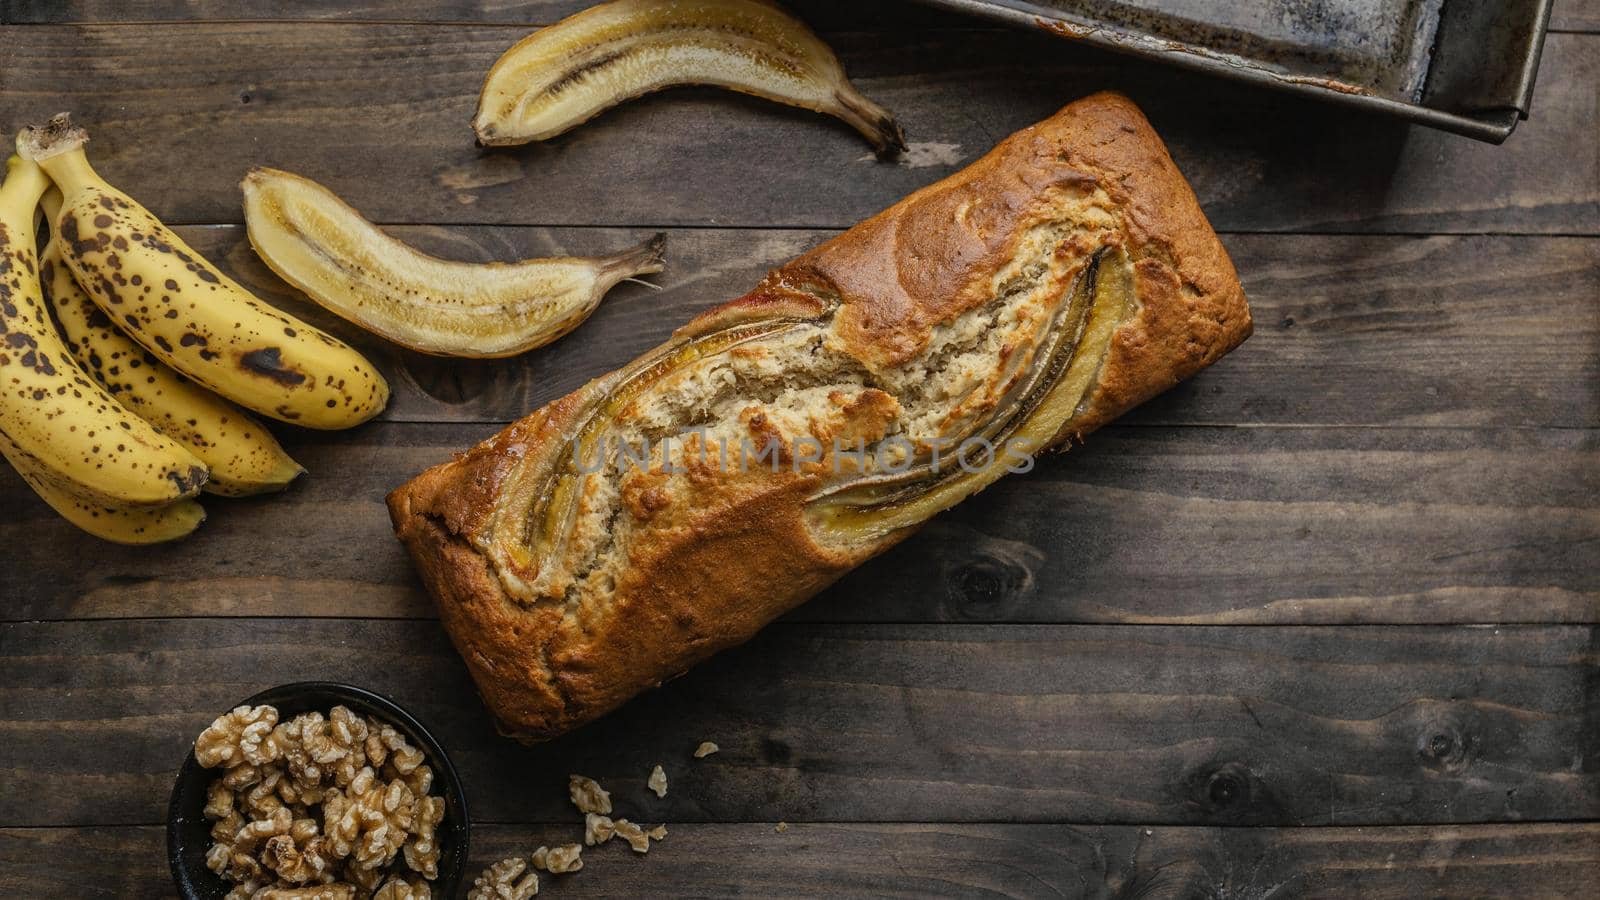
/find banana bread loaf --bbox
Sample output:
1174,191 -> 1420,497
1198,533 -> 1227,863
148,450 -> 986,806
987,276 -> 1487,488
388,91 -> 1251,742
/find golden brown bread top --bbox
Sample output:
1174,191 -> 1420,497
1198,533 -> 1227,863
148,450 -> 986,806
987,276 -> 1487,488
389,91 -> 1251,741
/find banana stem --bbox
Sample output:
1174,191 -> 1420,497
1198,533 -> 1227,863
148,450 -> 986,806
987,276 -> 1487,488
40,188 -> 62,228
18,114 -> 99,197
1,154 -> 51,243
31,147 -> 97,195
601,232 -> 668,278
835,89 -> 908,157
16,113 -> 89,165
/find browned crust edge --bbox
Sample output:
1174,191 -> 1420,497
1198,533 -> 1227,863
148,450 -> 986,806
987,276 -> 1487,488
388,91 -> 1251,742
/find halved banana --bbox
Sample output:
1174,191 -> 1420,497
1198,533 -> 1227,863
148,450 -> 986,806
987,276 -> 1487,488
242,167 -> 667,358
473,0 -> 906,154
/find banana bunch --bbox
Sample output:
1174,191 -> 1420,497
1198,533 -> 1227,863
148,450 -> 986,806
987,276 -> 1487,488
0,152 -> 208,541
0,116 -> 391,543
26,116 -> 389,429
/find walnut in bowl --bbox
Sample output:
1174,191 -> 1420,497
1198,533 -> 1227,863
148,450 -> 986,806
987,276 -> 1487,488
168,683 -> 469,900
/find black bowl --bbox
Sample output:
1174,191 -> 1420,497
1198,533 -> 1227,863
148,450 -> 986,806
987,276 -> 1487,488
168,682 -> 470,899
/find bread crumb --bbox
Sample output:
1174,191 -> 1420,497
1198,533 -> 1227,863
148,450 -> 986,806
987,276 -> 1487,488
693,741 -> 719,758
584,813 -> 616,846
531,844 -> 583,874
775,822 -> 788,833
568,774 -> 612,815
647,765 -> 667,798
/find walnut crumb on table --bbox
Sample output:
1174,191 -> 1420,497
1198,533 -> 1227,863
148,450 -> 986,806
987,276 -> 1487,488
612,818 -> 660,853
532,844 -> 584,874
693,741 -> 719,758
585,813 -> 667,852
568,774 -> 612,815
466,773 -> 676,895
585,812 -> 616,846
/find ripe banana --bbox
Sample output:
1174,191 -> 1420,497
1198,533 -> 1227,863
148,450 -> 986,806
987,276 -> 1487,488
41,190 -> 304,496
473,0 -> 906,154
0,150 -> 207,508
20,114 -> 390,430
0,425 -> 205,544
242,167 -> 666,358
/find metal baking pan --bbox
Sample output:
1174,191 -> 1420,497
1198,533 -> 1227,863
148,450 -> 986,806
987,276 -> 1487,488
914,0 -> 1552,143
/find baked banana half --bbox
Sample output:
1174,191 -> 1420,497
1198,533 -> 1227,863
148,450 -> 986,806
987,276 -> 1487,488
242,167 -> 666,358
390,93 -> 1252,742
473,0 -> 905,153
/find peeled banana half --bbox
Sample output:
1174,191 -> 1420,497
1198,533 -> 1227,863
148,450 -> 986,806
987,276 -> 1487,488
0,149 -> 209,508
19,114 -> 390,430
40,190 -> 304,497
243,167 -> 666,358
474,0 -> 906,154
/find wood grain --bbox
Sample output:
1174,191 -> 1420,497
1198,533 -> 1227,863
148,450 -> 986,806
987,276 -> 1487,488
2,619 -> 1595,827
1556,0 -> 1600,31
0,0 -> 972,27
0,4 -> 1595,894
9,0 -> 1595,34
129,227 -> 1600,428
5,822 -> 1598,899
3,424 -> 1596,624
0,25 -> 1593,234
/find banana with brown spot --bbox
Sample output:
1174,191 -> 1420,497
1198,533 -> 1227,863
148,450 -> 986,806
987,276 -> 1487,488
20,114 -> 390,430
41,190 -> 305,496
0,149 -> 208,508
0,424 -> 205,544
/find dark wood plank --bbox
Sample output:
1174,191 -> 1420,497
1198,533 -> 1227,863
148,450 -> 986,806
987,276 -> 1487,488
2,619 -> 1594,826
3,424 -> 1596,624
1555,0 -> 1600,31
5,822 -> 1599,899
0,0 -> 973,27
10,0 -> 1595,34
0,25 -> 1593,234
154,227 -> 1600,428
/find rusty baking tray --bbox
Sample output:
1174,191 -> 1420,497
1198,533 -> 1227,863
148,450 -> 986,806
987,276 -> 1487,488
914,0 -> 1551,142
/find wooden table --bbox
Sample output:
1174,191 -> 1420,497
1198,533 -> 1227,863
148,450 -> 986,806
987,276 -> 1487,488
2,1 -> 1596,896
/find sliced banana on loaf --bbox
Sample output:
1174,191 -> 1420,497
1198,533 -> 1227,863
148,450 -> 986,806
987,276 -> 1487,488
389,92 -> 1252,742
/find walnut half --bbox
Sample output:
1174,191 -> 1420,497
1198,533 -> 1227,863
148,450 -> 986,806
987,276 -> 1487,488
531,844 -> 583,874
568,774 -> 612,815
194,704 -> 448,900
466,857 -> 538,900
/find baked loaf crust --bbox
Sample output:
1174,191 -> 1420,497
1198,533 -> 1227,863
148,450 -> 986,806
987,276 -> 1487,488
388,92 -> 1251,742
